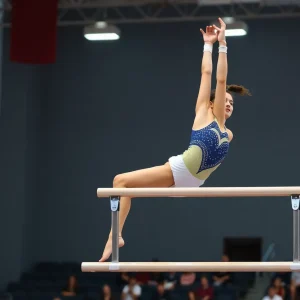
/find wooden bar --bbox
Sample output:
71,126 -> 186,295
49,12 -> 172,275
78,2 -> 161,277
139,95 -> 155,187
97,187 -> 300,198
81,261 -> 300,272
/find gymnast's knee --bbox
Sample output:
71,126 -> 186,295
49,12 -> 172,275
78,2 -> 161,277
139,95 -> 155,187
113,174 -> 127,188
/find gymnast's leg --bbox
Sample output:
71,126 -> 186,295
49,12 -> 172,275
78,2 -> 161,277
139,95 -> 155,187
99,162 -> 175,262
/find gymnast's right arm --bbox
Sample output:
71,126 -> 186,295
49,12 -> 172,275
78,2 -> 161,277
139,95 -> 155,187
195,26 -> 217,113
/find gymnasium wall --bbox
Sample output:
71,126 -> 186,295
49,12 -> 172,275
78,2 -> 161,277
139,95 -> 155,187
0,18 -> 299,288
0,48 -> 43,287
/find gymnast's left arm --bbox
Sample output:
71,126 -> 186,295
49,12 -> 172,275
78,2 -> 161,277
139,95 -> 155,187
212,18 -> 228,126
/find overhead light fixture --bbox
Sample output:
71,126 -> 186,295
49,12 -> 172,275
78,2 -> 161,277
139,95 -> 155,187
225,29 -> 247,37
84,22 -> 121,41
211,18 -> 248,37
225,20 -> 248,37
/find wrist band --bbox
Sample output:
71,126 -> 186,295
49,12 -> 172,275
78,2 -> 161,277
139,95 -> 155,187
203,43 -> 213,53
219,45 -> 227,53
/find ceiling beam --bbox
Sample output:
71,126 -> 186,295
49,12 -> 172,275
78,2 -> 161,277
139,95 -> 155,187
2,0 -> 300,27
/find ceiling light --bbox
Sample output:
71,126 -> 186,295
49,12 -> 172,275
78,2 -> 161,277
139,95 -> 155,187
211,18 -> 248,37
84,22 -> 121,41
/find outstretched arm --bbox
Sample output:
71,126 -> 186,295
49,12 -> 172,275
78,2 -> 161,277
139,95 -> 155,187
195,26 -> 218,113
212,18 -> 228,125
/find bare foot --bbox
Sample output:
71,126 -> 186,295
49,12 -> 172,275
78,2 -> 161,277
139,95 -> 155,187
99,236 -> 125,262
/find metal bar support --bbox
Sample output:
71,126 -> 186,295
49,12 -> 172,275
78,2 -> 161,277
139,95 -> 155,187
110,196 -> 120,262
292,195 -> 300,262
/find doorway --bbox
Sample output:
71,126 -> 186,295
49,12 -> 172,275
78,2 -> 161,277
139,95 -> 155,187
223,237 -> 262,262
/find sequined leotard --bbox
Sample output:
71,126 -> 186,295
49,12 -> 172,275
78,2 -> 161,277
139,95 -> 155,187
182,119 -> 230,181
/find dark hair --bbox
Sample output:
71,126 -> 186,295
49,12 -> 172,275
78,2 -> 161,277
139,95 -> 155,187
210,84 -> 251,102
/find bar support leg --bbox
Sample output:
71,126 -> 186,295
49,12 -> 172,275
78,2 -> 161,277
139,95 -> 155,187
292,195 -> 300,262
110,196 -> 120,262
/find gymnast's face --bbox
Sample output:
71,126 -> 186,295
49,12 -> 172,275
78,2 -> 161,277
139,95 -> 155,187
225,92 -> 234,119
210,92 -> 233,120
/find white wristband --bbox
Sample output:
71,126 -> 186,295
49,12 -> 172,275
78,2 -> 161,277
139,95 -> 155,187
219,45 -> 227,53
203,43 -> 213,53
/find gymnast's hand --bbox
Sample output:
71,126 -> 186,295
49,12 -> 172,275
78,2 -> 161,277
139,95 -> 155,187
212,17 -> 227,45
200,25 -> 218,45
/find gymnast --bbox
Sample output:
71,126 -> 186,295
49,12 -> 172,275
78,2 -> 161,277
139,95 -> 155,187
99,18 -> 251,262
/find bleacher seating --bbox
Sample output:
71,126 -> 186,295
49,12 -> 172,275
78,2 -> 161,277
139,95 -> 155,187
262,272 -> 292,300
5,261 -> 256,300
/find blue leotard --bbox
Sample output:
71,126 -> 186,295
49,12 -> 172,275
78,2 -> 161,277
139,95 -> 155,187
182,119 -> 230,180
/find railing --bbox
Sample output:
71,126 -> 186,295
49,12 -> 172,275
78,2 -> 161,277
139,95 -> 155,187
263,243 -> 276,263
257,242 -> 276,279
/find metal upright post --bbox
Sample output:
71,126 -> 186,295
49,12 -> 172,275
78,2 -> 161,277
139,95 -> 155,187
292,195 -> 300,262
110,196 -> 120,262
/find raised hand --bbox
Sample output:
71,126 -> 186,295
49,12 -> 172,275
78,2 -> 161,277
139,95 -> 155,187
212,17 -> 227,45
200,25 -> 218,45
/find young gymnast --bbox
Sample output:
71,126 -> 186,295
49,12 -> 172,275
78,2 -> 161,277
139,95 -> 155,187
99,18 -> 251,262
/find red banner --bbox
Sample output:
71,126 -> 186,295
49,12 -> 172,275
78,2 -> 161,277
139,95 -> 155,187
10,0 -> 58,64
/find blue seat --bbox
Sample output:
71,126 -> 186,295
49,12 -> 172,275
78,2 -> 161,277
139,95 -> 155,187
6,283 -> 22,293
10,291 -> 27,300
215,295 -> 236,300
60,295 -> 85,300
28,292 -> 59,300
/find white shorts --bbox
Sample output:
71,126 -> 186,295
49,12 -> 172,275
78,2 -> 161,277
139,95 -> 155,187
168,154 -> 205,188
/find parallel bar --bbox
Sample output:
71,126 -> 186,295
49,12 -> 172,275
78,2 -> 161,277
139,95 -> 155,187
97,187 -> 300,198
81,261 -> 300,272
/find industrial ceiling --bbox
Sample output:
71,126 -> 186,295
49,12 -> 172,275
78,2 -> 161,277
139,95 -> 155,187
2,0 -> 300,26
